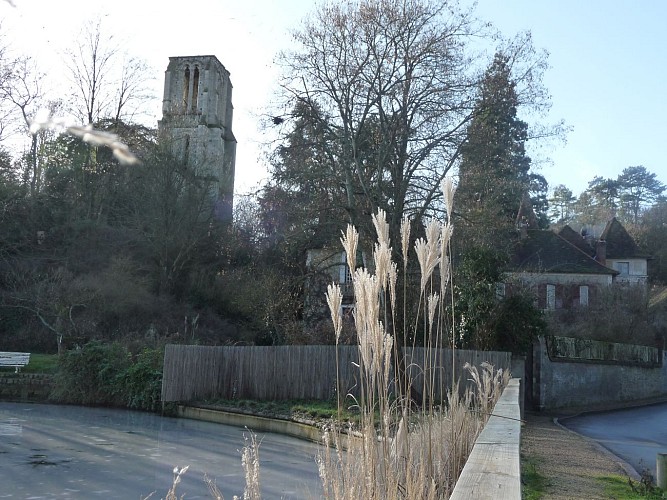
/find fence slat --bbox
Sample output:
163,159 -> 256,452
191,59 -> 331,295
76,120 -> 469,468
161,345 -> 512,403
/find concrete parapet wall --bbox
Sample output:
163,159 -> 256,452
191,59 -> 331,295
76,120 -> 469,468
450,378 -> 522,500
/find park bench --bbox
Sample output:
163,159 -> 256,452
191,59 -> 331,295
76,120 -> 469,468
0,352 -> 30,373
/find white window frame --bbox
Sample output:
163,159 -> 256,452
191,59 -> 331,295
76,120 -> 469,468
546,284 -> 556,311
340,252 -> 354,310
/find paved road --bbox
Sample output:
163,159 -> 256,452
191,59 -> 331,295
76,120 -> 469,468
562,402 -> 667,480
0,402 -> 323,499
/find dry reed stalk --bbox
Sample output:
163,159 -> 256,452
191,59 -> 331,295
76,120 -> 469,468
240,433 -> 261,500
340,224 -> 358,272
204,474 -> 224,499
319,177 -> 509,499
326,283 -> 344,420
158,466 -> 189,500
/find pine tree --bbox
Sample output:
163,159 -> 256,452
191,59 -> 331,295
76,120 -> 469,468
456,53 -> 534,252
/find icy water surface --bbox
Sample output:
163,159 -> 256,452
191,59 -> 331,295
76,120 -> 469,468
0,402 -> 323,499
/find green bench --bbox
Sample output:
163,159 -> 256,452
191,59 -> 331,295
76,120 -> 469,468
0,352 -> 30,373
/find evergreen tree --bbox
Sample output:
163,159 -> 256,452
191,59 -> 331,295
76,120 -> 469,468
549,184 -> 576,225
617,165 -> 666,225
584,176 -> 620,220
456,53 -> 535,252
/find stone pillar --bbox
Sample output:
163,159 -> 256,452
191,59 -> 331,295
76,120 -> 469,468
201,69 -> 210,120
657,453 -> 667,489
162,70 -> 171,114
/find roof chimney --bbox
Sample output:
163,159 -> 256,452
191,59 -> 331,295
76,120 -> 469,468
595,239 -> 607,266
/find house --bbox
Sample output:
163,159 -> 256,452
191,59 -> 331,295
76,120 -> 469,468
503,212 -> 651,311
558,218 -> 649,285
506,226 -> 618,310
301,248 -> 360,342
305,248 -> 355,310
599,218 -> 649,284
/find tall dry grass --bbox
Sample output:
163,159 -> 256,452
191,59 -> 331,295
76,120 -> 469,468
153,177 -> 508,498
319,178 -> 509,499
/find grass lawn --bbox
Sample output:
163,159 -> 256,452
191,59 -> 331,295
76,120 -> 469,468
202,398 -> 352,422
521,455 -> 549,499
0,353 -> 60,374
598,475 -> 666,499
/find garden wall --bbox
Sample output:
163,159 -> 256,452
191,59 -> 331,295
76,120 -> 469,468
533,336 -> 667,409
0,374 -> 54,402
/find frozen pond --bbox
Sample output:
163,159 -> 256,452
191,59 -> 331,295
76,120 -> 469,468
0,402 -> 323,499
562,402 -> 667,480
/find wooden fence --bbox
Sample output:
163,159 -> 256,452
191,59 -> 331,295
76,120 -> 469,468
161,344 -> 512,403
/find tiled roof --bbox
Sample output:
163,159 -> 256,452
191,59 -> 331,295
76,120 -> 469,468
509,230 -> 617,275
557,225 -> 595,256
600,217 -> 646,259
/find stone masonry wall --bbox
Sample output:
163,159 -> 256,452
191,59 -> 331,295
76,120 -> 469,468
533,336 -> 667,410
0,373 -> 54,402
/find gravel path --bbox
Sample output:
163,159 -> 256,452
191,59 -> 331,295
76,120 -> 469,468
521,412 -> 638,499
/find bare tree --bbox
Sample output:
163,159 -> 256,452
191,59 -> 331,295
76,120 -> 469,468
112,55 -> 153,125
274,0 -> 486,243
65,18 -> 154,127
0,262 -> 90,354
65,19 -> 117,125
0,25 -> 16,143
0,56 -> 46,196
272,1 -> 556,245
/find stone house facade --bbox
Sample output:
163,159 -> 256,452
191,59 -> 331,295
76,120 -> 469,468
559,218 -> 649,285
504,215 -> 650,311
600,218 -> 649,284
505,228 -> 617,311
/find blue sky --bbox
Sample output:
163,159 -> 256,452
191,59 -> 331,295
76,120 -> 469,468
2,0 -> 665,197
475,0 -> 667,195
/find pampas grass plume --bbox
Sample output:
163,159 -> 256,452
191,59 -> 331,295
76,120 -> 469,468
341,224 -> 359,272
326,283 -> 343,343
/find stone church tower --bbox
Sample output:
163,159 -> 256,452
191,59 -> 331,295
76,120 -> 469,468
158,55 -> 236,220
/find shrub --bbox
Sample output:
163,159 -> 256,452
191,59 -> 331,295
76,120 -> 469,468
118,347 -> 163,411
492,293 -> 547,354
51,341 -> 164,411
52,341 -> 130,406
547,284 -> 657,346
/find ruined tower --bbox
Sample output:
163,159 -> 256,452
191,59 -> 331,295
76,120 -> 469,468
158,55 -> 236,220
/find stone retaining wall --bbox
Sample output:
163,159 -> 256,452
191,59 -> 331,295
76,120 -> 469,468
0,373 -> 54,401
533,336 -> 667,409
